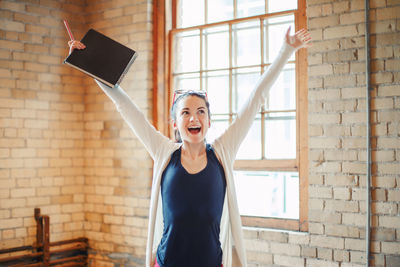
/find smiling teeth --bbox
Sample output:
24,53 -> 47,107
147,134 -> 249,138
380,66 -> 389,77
188,127 -> 201,134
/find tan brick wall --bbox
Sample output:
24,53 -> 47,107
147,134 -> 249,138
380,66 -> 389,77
243,0 -> 400,267
0,0 -> 152,265
0,0 -> 87,249
82,1 -> 153,266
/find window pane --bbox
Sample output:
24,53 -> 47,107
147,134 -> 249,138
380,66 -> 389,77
237,115 -> 261,159
178,0 -> 204,28
267,0 -> 297,13
232,67 -> 260,113
207,0 -> 234,24
203,26 -> 230,70
174,30 -> 200,73
234,170 -> 299,219
265,113 -> 296,159
204,70 -> 230,115
237,0 -> 265,18
266,63 -> 295,111
232,21 -> 261,67
174,73 -> 200,91
264,15 -> 295,64
207,115 -> 229,143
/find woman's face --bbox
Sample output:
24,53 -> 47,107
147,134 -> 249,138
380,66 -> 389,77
173,95 -> 210,144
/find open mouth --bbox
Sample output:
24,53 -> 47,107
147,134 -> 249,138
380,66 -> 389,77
188,126 -> 201,134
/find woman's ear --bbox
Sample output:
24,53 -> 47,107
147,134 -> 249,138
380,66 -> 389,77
172,119 -> 177,130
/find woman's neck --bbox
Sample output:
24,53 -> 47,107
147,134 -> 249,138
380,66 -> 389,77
181,141 -> 207,160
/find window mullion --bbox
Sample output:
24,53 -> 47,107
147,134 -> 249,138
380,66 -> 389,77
229,24 -> 233,124
204,0 -> 208,24
200,28 -> 204,91
233,0 -> 237,19
260,18 -> 265,160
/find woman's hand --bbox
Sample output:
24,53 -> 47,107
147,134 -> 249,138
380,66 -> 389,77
68,40 -> 86,55
285,27 -> 312,50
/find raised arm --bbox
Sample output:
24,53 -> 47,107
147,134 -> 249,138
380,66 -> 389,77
94,81 -> 173,160
68,40 -> 173,160
215,28 -> 311,158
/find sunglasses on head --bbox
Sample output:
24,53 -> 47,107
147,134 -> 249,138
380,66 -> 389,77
172,89 -> 208,104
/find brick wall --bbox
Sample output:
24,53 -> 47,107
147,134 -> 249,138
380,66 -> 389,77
83,1 -> 153,266
243,0 -> 400,266
1,0 -> 399,267
0,0 -> 87,248
0,0 -> 153,266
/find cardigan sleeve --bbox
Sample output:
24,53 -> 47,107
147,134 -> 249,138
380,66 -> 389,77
215,41 -> 297,160
95,80 -> 172,160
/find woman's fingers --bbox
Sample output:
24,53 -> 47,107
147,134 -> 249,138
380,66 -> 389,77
291,28 -> 312,48
285,26 -> 291,39
76,41 -> 86,49
68,40 -> 85,55
68,40 -> 86,51
285,27 -> 311,48
295,29 -> 309,39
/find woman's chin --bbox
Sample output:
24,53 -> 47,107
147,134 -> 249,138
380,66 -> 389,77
183,134 -> 206,144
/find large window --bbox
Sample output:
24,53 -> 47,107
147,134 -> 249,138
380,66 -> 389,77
155,0 -> 308,231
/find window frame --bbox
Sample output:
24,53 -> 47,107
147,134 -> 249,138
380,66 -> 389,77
153,0 -> 308,232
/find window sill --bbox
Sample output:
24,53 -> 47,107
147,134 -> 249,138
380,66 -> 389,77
241,216 -> 307,232
242,225 -> 310,244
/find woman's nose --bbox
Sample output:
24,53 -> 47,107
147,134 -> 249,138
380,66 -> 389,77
189,115 -> 197,121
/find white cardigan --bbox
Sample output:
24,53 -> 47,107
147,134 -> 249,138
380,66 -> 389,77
95,41 -> 296,267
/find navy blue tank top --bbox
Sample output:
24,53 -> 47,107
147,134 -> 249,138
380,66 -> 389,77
156,144 -> 226,267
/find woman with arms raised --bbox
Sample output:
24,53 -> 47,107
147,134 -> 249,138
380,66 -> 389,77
68,27 -> 311,267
